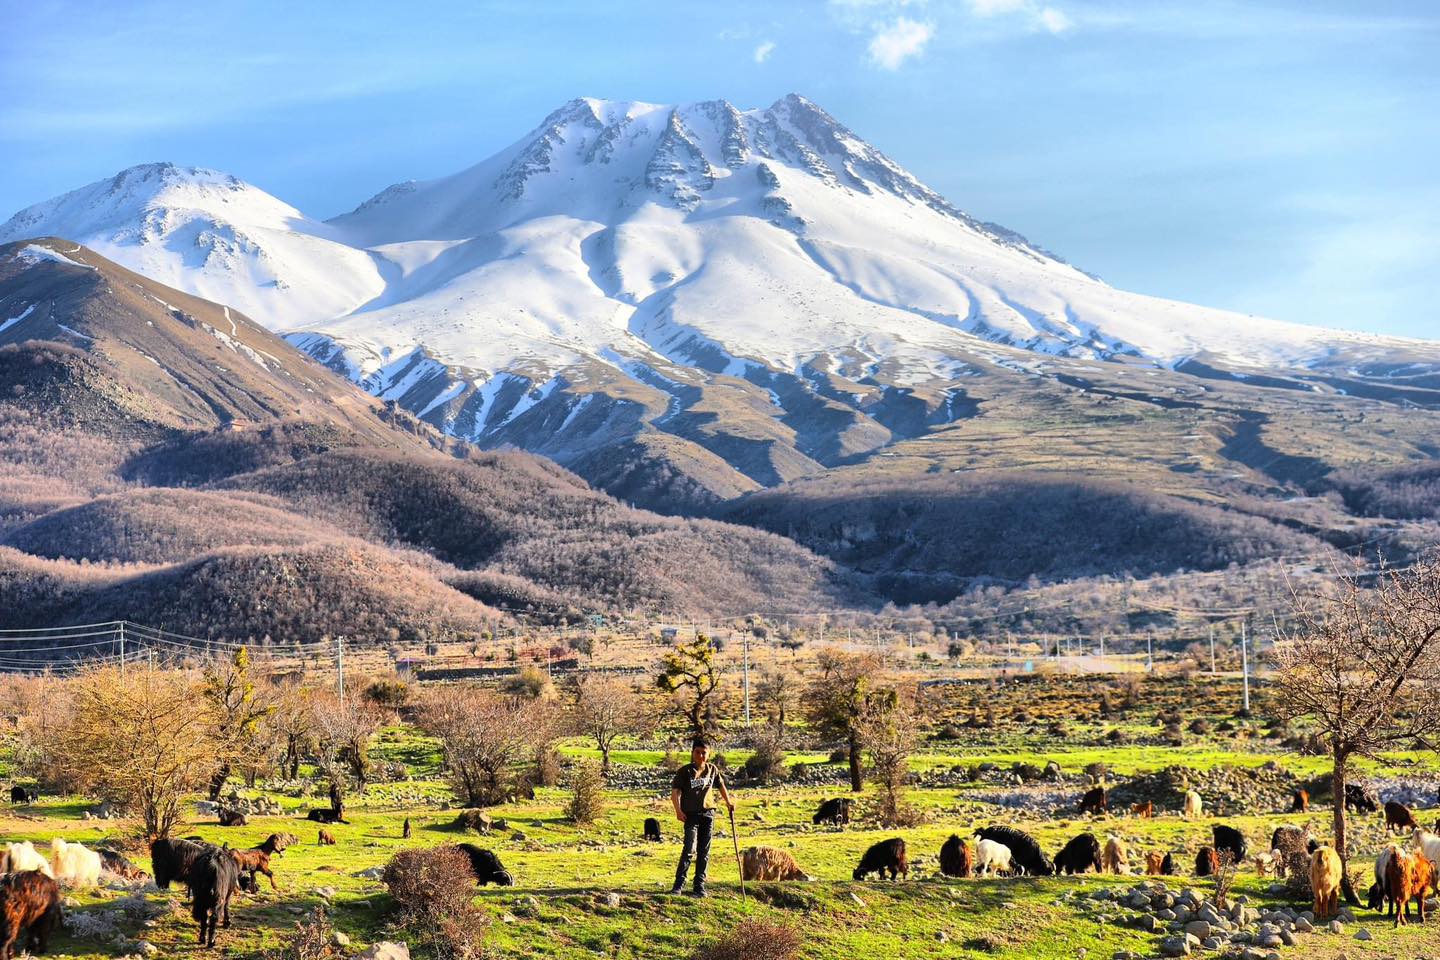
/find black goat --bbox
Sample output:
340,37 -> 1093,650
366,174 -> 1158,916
976,826 -> 1053,877
456,844 -> 514,886
1054,833 -> 1102,875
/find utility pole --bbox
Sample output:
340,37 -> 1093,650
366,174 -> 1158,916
118,621 -> 126,678
336,635 -> 345,701
742,632 -> 751,725
1209,624 -> 1216,674
1240,620 -> 1251,713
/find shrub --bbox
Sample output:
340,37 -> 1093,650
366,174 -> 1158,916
689,920 -> 802,960
382,847 -> 487,960
263,905 -> 337,960
566,760 -> 605,825
741,726 -> 787,783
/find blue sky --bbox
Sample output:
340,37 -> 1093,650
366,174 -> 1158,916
2,0 -> 1436,337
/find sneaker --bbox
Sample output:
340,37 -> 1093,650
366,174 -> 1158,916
688,887 -> 708,898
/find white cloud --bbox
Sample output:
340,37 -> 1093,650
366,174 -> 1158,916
753,40 -> 777,63
1037,6 -> 1072,34
968,0 -> 1028,15
967,0 -> 1073,35
867,17 -> 935,70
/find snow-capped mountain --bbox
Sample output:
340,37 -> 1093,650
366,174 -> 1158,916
5,95 -> 1438,507
0,162 -> 383,328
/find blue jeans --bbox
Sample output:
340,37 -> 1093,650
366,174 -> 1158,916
673,810 -> 714,891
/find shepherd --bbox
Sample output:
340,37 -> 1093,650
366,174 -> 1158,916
668,737 -> 735,898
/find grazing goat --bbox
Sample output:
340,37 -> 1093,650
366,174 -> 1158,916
1131,801 -> 1153,819
1385,801 -> 1419,834
976,826 -> 1053,876
7,786 -> 35,805
1183,790 -> 1203,820
1310,846 -> 1343,920
1102,836 -> 1129,875
402,818 -> 411,839
1079,787 -> 1108,816
1211,825 -> 1247,866
813,797 -> 852,826
1054,834 -> 1101,875
217,808 -> 247,827
1291,789 -> 1309,813
457,844 -> 514,886
1251,852 -> 1275,877
741,846 -> 813,882
1195,847 -> 1220,877
939,835 -> 973,878
1160,852 -> 1176,876
973,838 -> 1013,877
97,849 -> 147,882
0,870 -> 60,960
643,818 -> 662,842
262,833 -> 297,855
317,830 -> 336,846
1344,783 -> 1378,813
1144,851 -> 1165,876
853,838 -> 908,881
1383,844 -> 1435,927
150,837 -> 212,892
0,843 -> 52,879
189,850 -> 239,948
48,839 -> 101,888
230,842 -> 280,893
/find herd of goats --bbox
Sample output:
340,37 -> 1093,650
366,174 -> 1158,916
0,783 -> 1435,955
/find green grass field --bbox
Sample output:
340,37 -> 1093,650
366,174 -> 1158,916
8,738 -> 1438,959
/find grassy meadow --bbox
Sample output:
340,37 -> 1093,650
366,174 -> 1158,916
3,674 -> 1438,960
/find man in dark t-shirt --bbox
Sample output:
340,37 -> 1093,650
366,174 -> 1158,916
669,738 -> 734,896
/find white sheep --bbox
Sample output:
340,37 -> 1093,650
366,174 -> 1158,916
2,840 -> 54,877
50,837 -> 102,887
1412,829 -> 1440,867
973,837 -> 1013,877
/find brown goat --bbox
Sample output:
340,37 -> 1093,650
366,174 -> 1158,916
741,846 -> 813,882
1310,846 -> 1342,920
1384,845 -> 1435,927
230,848 -> 277,892
1195,847 -> 1220,877
0,870 -> 60,960
1291,789 -> 1309,812
1385,801 -> 1420,834
1131,801 -> 1153,819
1145,851 -> 1165,875
317,830 -> 336,846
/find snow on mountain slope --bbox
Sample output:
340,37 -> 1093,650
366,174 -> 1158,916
5,96 -> 1438,509
312,94 -> 1422,384
0,163 -> 384,328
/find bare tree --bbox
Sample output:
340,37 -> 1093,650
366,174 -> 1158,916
421,687 -> 560,807
572,675 -> 653,775
269,681 -> 317,780
202,647 -> 276,798
310,691 -> 385,788
1273,555 -> 1440,900
32,666 -> 227,838
655,635 -> 723,736
855,684 -> 922,827
805,650 -> 881,792
755,668 -> 798,727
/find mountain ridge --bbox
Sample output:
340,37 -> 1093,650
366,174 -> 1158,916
4,95 -> 1439,519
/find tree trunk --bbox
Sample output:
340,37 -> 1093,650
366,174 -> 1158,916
600,742 -> 611,775
207,764 -> 231,801
1333,751 -> 1360,905
848,732 -> 863,792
